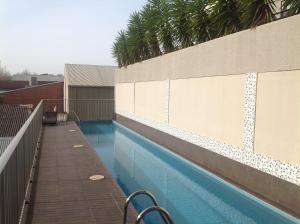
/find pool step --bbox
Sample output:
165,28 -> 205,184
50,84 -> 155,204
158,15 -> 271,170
123,190 -> 174,224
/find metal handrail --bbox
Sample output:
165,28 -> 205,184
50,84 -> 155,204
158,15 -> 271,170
69,110 -> 80,125
0,100 -> 43,173
136,206 -> 175,224
0,99 -> 43,223
123,190 -> 168,224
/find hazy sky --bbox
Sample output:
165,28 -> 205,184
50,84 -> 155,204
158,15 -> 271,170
0,0 -> 146,75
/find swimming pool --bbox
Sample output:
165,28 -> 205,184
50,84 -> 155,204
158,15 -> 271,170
80,121 -> 300,224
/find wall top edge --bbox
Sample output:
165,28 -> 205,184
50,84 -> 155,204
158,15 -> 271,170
115,14 -> 300,84
117,14 -> 300,71
115,68 -> 300,84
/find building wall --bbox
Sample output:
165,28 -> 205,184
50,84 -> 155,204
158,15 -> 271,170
169,75 -> 246,148
68,86 -> 114,99
135,81 -> 168,123
254,70 -> 300,165
115,83 -> 134,114
0,82 -> 63,111
116,14 -> 300,83
67,86 -> 115,121
0,80 -> 54,92
0,80 -> 28,91
114,14 -> 300,194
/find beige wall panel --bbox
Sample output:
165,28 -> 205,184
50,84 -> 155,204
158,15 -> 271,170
115,83 -> 134,114
254,70 -> 300,165
169,75 -> 246,148
135,81 -> 167,123
115,15 -> 300,83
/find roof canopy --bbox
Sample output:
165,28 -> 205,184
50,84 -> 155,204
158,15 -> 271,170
64,64 -> 116,87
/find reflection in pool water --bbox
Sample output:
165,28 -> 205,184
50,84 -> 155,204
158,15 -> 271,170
80,121 -> 300,224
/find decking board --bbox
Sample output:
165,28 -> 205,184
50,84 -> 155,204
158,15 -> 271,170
26,122 -> 136,224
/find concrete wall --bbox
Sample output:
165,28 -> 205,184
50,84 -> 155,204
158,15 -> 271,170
254,70 -> 300,165
169,75 -> 246,148
115,83 -> 134,114
116,14 -> 300,83
116,70 -> 300,168
135,81 -> 167,123
114,15 -> 300,189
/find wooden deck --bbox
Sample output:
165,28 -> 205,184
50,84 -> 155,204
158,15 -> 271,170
26,122 -> 136,224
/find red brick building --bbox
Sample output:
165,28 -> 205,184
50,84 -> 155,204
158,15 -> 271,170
0,82 -> 64,112
0,80 -> 28,91
0,80 -> 57,92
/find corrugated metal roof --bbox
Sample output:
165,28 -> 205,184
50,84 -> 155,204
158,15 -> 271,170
65,64 -> 116,86
0,105 -> 30,137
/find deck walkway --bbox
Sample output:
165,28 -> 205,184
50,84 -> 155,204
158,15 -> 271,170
26,122 -> 135,224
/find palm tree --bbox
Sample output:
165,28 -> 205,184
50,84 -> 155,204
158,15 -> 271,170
127,12 -> 150,63
141,4 -> 161,57
149,0 -> 176,53
211,0 -> 242,37
171,0 -> 194,48
283,0 -> 300,15
113,0 -> 290,66
241,0 -> 276,28
190,0 -> 213,44
112,30 -> 130,67
112,41 -> 121,67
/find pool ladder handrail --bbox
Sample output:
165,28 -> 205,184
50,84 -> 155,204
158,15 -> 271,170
69,111 -> 80,125
123,190 -> 174,224
136,206 -> 174,224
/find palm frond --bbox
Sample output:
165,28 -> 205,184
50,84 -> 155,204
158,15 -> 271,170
127,12 -> 150,63
171,0 -> 194,48
141,4 -> 162,57
211,0 -> 242,36
112,30 -> 130,67
190,0 -> 213,44
283,0 -> 300,15
149,0 -> 176,53
242,0 -> 276,28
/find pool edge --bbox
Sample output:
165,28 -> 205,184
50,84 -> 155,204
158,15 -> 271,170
115,114 -> 300,219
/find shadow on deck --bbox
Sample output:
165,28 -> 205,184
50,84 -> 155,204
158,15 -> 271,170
26,122 -> 136,224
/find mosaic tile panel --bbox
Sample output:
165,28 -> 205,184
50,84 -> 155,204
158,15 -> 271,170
243,73 -> 257,152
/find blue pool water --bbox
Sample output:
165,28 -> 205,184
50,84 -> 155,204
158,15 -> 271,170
80,121 -> 300,224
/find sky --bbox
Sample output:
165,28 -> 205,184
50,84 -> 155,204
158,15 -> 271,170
0,0 -> 146,75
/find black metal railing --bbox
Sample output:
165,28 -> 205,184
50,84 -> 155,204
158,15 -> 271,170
0,100 -> 43,224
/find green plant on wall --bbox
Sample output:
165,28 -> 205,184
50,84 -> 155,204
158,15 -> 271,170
112,30 -> 130,67
112,0 -> 299,67
127,12 -> 150,63
171,0 -> 194,48
141,4 -> 162,57
241,0 -> 276,28
190,0 -> 213,44
151,0 -> 176,53
210,0 -> 242,37
283,0 -> 300,16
